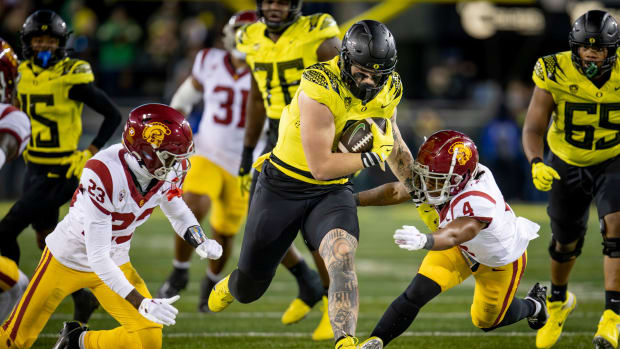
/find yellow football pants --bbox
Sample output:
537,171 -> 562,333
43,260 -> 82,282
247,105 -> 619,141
0,257 -> 19,292
183,155 -> 248,235
419,246 -> 527,328
0,248 -> 162,349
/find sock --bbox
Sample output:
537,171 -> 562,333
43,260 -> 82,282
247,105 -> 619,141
172,260 -> 191,270
288,260 -> 322,306
482,298 -> 536,332
79,331 -> 86,349
371,293 -> 421,346
206,268 -> 221,283
549,283 -> 567,302
605,290 -> 620,315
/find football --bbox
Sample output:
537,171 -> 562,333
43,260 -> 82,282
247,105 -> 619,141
337,117 -> 388,153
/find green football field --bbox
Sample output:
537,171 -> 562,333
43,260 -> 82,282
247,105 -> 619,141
0,201 -> 606,349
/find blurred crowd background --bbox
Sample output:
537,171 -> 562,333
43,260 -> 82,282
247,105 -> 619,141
0,0 -> 614,202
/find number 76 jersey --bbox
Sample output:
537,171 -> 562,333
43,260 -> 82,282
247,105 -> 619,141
533,50 -> 620,167
191,48 -> 257,175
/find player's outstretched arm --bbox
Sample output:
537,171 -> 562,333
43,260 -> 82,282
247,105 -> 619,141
394,217 -> 485,252
299,91 -> 368,180
355,181 -> 410,207
522,87 -> 561,191
385,111 -> 417,194
170,77 -> 203,116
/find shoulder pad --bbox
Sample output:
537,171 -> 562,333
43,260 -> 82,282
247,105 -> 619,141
540,54 -> 564,82
303,69 -> 329,90
307,62 -> 341,94
388,72 -> 402,100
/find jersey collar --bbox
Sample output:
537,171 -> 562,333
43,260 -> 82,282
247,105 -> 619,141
118,148 -> 164,207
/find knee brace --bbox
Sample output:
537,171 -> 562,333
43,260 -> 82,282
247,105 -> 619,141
229,268 -> 272,304
601,219 -> 620,258
135,327 -> 162,349
548,237 -> 584,263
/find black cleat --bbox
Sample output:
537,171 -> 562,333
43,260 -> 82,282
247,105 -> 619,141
525,282 -> 549,330
52,321 -> 87,349
71,289 -> 99,324
197,276 -> 217,313
157,267 -> 189,298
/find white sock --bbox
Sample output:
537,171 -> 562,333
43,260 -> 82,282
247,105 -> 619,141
526,297 -> 542,316
206,269 -> 222,282
0,148 -> 6,170
79,331 -> 87,349
173,260 -> 191,270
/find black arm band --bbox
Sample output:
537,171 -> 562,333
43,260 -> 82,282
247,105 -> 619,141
68,83 -> 122,149
530,157 -> 543,165
183,225 -> 208,248
423,234 -> 434,250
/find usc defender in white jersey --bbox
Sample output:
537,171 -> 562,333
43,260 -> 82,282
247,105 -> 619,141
355,130 -> 548,349
157,11 -> 264,312
0,104 -> 222,349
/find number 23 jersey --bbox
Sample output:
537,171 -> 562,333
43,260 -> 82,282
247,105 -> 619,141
533,51 -> 620,166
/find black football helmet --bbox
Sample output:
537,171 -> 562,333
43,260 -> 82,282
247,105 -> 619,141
20,10 -> 70,68
256,0 -> 302,33
340,20 -> 397,104
569,10 -> 620,78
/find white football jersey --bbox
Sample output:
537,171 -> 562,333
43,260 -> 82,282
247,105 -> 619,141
0,103 -> 30,158
192,48 -> 265,175
46,144 -> 198,296
437,164 -> 539,267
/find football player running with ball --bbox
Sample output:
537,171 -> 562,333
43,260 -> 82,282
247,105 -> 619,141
157,10 -> 261,313
523,10 -> 620,349
209,20 -> 419,349
0,39 -> 30,322
235,0 -> 342,339
0,104 -> 222,349
354,130 -> 547,349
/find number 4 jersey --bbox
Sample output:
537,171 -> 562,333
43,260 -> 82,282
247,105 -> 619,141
533,51 -> 620,166
45,144 -> 198,297
437,164 -> 540,267
191,48 -> 264,175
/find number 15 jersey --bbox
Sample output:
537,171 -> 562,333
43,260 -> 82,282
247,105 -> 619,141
533,51 -> 620,166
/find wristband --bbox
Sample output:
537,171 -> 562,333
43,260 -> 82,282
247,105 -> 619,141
423,234 -> 434,250
183,225 -> 207,248
361,152 -> 381,168
530,157 -> 543,165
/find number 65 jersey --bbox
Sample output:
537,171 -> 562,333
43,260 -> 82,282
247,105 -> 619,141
437,164 -> 540,267
45,144 -> 198,295
533,51 -> 620,167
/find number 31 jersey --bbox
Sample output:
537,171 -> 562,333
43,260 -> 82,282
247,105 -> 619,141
437,164 -> 540,267
533,51 -> 620,166
192,48 -> 260,175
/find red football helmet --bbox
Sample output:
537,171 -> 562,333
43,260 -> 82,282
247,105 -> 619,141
122,103 -> 194,181
412,130 -> 479,205
0,39 -> 19,104
222,10 -> 258,53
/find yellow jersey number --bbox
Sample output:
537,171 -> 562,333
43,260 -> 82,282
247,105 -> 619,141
20,93 -> 59,148
564,102 -> 620,150
254,58 -> 305,106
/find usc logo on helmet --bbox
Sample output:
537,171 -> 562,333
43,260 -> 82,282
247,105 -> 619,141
448,142 -> 472,165
142,122 -> 171,148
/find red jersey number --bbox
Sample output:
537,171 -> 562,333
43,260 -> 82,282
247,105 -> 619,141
212,86 -> 248,128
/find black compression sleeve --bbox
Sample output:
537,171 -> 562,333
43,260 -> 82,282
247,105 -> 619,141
68,83 -> 122,149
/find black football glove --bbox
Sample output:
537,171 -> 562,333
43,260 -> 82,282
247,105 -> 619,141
238,146 -> 255,196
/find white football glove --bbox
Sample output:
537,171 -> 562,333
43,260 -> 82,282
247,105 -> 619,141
138,295 -> 180,326
195,239 -> 223,260
393,225 -> 428,251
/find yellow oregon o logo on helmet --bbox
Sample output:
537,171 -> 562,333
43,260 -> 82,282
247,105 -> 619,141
373,63 -> 380,69
589,37 -> 596,44
448,142 -> 472,166
142,122 -> 171,148
41,24 -> 48,30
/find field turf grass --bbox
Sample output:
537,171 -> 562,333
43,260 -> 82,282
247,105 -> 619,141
0,201 -> 605,348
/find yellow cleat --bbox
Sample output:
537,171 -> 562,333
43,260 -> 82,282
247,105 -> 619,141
207,274 -> 234,312
593,309 -> 620,349
281,298 -> 311,325
359,336 -> 383,349
536,291 -> 577,348
334,335 -> 358,349
312,296 -> 334,341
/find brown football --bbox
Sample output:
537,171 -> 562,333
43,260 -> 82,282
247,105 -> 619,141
337,117 -> 388,153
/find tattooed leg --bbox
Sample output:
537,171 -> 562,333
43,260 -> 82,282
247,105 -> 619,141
319,229 -> 359,340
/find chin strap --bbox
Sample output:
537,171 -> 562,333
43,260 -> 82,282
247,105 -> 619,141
166,177 -> 183,201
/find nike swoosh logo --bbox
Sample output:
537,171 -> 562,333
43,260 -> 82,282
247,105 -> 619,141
611,298 -> 620,303
558,322 -> 563,327
491,268 -> 503,272
615,86 -> 620,91
381,102 -> 392,109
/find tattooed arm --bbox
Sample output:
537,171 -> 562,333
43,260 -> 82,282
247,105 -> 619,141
319,229 -> 359,340
386,110 -> 416,193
